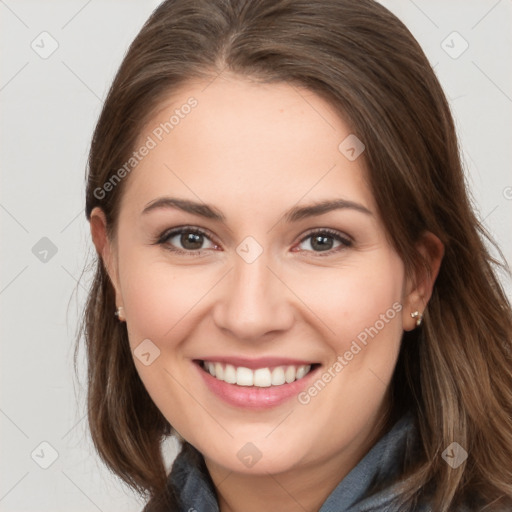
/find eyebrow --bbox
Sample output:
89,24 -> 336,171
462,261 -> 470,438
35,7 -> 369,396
142,197 -> 226,221
141,197 -> 372,222
285,199 -> 372,222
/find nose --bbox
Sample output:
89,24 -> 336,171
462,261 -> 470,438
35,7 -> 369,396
212,253 -> 295,343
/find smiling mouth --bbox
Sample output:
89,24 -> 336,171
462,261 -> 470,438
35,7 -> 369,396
197,360 -> 319,388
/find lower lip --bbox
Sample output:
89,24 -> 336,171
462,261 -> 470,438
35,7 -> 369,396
195,362 -> 319,409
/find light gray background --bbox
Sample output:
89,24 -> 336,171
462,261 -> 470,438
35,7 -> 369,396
1,1 -> 511,511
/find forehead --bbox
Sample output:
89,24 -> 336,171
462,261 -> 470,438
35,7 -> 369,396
120,75 -> 375,219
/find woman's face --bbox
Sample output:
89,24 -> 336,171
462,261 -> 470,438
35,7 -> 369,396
92,75 -> 423,478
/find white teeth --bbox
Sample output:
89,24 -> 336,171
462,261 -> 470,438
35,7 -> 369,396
203,361 -> 313,387
214,362 -> 224,380
271,367 -> 286,385
285,365 -> 296,384
223,364 -> 237,384
254,368 -> 272,387
236,367 -> 254,386
296,365 -> 310,380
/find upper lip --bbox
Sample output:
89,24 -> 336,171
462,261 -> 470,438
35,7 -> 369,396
196,356 -> 317,369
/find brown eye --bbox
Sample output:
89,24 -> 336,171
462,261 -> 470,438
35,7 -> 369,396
157,227 -> 218,254
297,229 -> 352,254
310,234 -> 335,251
180,232 -> 205,250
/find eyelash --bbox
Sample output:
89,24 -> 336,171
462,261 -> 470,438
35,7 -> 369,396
153,226 -> 353,257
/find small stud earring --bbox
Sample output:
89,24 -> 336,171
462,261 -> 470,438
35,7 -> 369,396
410,310 -> 423,327
114,306 -> 125,322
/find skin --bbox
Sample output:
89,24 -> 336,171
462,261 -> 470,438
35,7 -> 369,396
90,74 -> 443,512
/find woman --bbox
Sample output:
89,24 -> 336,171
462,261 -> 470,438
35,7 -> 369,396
80,0 -> 512,510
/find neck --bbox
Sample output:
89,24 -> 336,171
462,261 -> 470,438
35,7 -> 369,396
210,460 -> 348,512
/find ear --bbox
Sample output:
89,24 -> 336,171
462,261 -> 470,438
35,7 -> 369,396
402,231 -> 444,331
90,207 -> 123,312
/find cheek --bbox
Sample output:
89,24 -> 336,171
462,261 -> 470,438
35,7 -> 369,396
279,257 -> 405,454
118,254 -> 215,434
289,253 -> 405,415
119,251 -> 216,346
117,251 -> 226,427
290,255 -> 404,353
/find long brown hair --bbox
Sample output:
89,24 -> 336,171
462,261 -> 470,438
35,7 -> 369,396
79,0 -> 512,509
